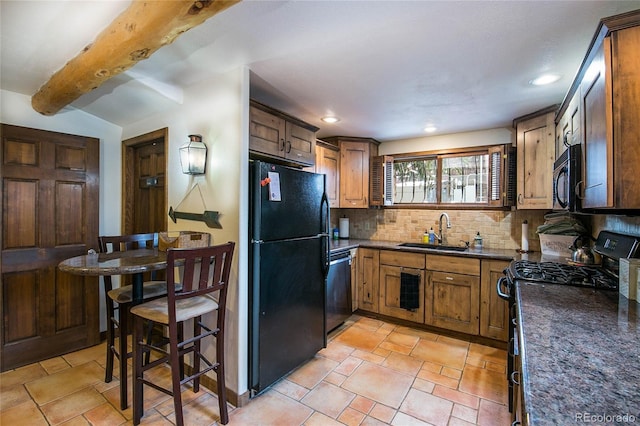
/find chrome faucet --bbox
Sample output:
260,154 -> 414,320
437,212 -> 451,244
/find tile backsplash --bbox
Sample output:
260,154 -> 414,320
590,214 -> 640,238
332,208 -> 640,251
333,208 -> 547,251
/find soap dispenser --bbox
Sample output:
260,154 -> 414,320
474,232 -> 483,249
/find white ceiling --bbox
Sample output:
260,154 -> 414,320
2,1 -> 639,142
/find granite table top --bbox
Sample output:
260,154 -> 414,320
515,281 -> 640,425
58,248 -> 167,276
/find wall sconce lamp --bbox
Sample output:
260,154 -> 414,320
180,134 -> 207,175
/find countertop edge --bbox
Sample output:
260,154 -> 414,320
331,238 -> 526,261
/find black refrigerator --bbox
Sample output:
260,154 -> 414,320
249,160 -> 330,394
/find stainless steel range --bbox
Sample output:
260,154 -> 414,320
497,230 -> 640,419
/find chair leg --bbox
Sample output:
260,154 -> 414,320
104,300 -> 115,383
178,322 -> 185,380
216,326 -> 229,424
132,316 -> 145,425
169,321 -> 184,426
192,316 -> 201,393
118,303 -> 129,410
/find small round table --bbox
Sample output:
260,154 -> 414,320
58,248 -> 167,304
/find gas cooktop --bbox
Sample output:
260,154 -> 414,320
510,260 -> 618,290
509,231 -> 640,291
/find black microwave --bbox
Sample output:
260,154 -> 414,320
552,144 -> 581,211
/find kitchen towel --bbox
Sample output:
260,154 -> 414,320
400,272 -> 420,310
339,217 -> 350,239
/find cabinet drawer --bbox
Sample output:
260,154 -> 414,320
380,250 -> 426,269
426,254 -> 479,275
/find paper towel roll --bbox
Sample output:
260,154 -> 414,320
521,220 -> 529,252
339,217 -> 350,239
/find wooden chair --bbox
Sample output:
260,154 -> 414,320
98,233 -> 167,410
131,242 -> 235,426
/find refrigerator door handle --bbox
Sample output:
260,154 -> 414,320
321,191 -> 330,278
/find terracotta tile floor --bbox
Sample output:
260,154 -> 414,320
0,315 -> 510,425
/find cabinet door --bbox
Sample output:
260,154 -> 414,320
379,265 -> 424,322
480,260 -> 509,341
611,26 -> 640,208
250,106 -> 286,158
516,111 -> 555,209
317,145 -> 340,207
350,248 -> 358,312
285,122 -> 315,166
425,271 -> 479,334
340,141 -> 370,208
357,248 -> 379,313
556,91 -> 582,158
581,41 -> 613,209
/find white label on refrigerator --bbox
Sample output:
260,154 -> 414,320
268,172 -> 282,201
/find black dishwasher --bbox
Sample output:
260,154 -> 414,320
326,251 -> 352,332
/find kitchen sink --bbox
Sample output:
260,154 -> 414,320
398,242 -> 468,252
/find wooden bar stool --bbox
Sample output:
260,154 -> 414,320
131,242 -> 235,426
98,233 -> 167,410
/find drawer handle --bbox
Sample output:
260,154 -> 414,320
445,276 -> 454,281
510,370 -> 520,386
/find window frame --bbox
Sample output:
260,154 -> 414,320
388,144 -> 510,209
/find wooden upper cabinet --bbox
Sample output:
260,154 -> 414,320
555,89 -> 582,159
555,11 -> 640,210
249,100 -> 318,167
314,141 -> 340,207
514,107 -> 556,209
324,136 -> 379,208
581,23 -> 640,209
581,40 -> 612,209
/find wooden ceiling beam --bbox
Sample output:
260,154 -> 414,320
31,0 -> 241,116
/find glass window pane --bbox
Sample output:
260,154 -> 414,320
441,154 -> 489,203
393,158 -> 437,204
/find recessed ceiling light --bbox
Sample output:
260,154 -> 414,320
424,126 -> 437,133
530,74 -> 561,86
321,116 -> 340,123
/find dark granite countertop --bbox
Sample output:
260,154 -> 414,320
515,282 -> 640,425
330,238 -> 528,262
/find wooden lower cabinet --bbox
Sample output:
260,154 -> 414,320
378,251 -> 426,323
425,255 -> 480,335
357,248 -> 379,313
480,260 -> 510,341
350,248 -> 358,312
355,249 -> 508,343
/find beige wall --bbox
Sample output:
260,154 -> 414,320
122,68 -> 249,396
378,127 -> 513,155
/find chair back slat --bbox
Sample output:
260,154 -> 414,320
165,242 -> 235,317
98,233 -> 158,253
98,233 -> 160,285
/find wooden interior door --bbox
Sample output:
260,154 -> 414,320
1,124 -> 100,371
122,129 -> 167,235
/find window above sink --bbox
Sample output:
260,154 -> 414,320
371,144 -> 515,209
